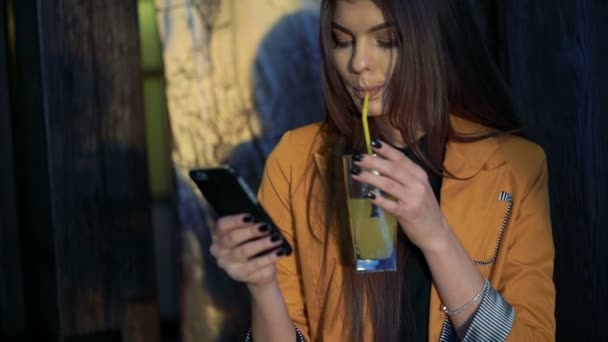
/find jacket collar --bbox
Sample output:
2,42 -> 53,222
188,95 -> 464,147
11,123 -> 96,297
313,115 -> 506,179
443,115 -> 506,179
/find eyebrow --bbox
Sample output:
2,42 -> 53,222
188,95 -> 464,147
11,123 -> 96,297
331,21 -> 392,35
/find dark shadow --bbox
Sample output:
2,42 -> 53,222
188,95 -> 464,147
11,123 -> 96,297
225,8 -> 324,191
175,8 -> 323,341
8,20 -> 159,338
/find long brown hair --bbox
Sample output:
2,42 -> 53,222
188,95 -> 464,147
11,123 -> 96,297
310,0 -> 522,341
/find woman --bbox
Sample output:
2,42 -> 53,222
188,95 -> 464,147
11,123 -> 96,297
209,0 -> 555,341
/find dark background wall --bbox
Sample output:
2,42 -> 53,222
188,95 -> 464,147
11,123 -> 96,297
0,0 -> 606,341
504,2 -> 608,340
0,0 -> 167,341
0,0 -> 25,336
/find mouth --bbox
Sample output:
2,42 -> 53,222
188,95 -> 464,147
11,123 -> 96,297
352,84 -> 384,101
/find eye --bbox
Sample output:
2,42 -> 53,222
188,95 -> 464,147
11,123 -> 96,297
376,30 -> 398,49
377,39 -> 398,49
331,31 -> 353,48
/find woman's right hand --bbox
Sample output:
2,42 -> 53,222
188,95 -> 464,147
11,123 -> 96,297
209,213 -> 286,287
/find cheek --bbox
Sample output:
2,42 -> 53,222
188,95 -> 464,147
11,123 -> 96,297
381,55 -> 397,80
332,51 -> 350,79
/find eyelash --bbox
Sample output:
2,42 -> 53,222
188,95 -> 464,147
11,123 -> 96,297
331,33 -> 351,48
332,38 -> 352,48
331,35 -> 397,50
377,40 -> 398,49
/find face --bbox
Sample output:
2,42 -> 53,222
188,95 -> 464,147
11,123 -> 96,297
331,0 -> 398,117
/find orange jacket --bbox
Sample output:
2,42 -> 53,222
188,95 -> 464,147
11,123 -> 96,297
258,116 -> 555,341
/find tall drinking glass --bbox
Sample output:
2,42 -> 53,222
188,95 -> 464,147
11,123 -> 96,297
343,155 -> 398,272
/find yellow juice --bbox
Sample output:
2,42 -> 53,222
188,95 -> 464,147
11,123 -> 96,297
347,198 -> 397,259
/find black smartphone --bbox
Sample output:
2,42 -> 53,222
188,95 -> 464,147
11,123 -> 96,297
189,166 -> 292,257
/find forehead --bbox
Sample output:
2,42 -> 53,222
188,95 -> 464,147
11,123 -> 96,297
333,0 -> 386,30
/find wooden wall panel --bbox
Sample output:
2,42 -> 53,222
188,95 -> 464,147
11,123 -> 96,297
37,0 -> 158,339
8,0 -> 160,340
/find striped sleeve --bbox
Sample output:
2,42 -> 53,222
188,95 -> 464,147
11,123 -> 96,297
439,283 -> 515,342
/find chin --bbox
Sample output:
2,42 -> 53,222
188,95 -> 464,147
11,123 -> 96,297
367,103 -> 386,117
352,98 -> 386,117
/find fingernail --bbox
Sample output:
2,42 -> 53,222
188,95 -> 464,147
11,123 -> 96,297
353,154 -> 364,162
270,233 -> 281,242
371,139 -> 382,148
242,215 -> 253,223
366,192 -> 377,200
258,224 -> 269,232
350,167 -> 362,175
276,248 -> 286,256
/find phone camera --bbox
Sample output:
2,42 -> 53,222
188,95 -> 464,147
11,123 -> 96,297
192,171 -> 208,181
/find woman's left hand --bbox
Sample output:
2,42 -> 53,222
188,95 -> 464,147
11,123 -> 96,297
351,140 -> 449,250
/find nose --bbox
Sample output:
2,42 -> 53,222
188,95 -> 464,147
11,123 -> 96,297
350,41 -> 373,74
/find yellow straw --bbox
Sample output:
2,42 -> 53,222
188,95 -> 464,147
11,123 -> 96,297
362,91 -> 372,154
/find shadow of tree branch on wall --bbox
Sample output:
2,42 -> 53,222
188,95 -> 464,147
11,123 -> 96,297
176,9 -> 323,342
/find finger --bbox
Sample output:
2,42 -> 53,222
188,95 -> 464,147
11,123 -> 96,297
218,223 -> 272,249
242,249 -> 285,279
209,242 -> 219,258
364,190 -> 402,217
229,232 -> 284,263
351,171 -> 408,203
215,213 -> 256,237
369,140 -> 425,178
353,154 -> 419,187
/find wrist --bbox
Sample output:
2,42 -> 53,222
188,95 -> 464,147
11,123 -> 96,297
419,219 -> 453,255
247,279 -> 280,299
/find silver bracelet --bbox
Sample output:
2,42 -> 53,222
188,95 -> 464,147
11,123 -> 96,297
440,279 -> 489,316
244,325 -> 305,342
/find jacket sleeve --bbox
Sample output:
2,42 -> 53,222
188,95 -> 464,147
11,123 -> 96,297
256,131 -> 312,341
440,284 -> 514,341
442,146 -> 556,341
500,147 -> 556,341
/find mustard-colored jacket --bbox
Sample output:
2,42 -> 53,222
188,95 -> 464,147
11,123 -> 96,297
257,116 -> 555,341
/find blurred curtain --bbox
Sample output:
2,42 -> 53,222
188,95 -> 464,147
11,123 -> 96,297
472,1 -> 608,340
504,1 -> 608,340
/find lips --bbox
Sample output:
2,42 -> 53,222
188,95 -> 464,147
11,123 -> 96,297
353,84 -> 384,100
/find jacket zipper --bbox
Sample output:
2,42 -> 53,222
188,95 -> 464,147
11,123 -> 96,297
473,192 -> 513,266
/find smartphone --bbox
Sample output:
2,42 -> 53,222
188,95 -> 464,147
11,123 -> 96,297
189,166 -> 292,257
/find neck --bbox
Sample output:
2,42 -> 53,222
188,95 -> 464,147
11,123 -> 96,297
374,117 -> 405,148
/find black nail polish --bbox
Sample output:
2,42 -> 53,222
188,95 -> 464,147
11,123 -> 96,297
371,139 -> 382,148
353,154 -> 364,162
366,192 -> 377,200
258,224 -> 269,232
242,215 -> 253,223
276,248 -> 286,256
350,167 -> 362,175
270,233 -> 281,242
